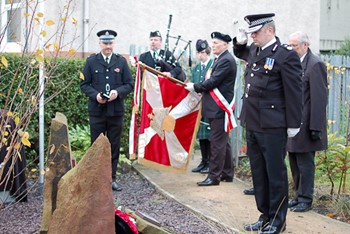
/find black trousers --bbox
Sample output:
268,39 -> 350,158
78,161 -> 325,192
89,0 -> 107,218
199,139 -> 210,164
246,130 -> 288,229
89,115 -> 123,179
208,118 -> 234,180
288,151 -> 315,204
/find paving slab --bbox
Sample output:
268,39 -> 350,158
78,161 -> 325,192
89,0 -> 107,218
133,154 -> 350,234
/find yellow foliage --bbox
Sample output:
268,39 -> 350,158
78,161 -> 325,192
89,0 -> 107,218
36,55 -> 44,63
21,137 -> 31,147
18,87 -> 23,94
6,112 -> 13,117
41,31 -> 47,37
68,48 -> 76,55
45,43 -> 52,49
46,20 -> 55,26
71,17 -> 78,25
31,168 -> 37,172
1,56 -> 8,68
54,42 -> 59,52
14,116 -> 20,125
37,12 -> 44,17
36,49 -> 43,55
24,13 -> 30,17
3,131 -> 9,137
49,144 -> 55,154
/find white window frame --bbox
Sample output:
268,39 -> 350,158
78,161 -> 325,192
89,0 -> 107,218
0,1 -> 22,52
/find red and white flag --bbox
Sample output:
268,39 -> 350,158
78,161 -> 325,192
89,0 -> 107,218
137,68 -> 202,173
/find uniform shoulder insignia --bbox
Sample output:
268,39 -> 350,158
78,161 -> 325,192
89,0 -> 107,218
281,44 -> 293,51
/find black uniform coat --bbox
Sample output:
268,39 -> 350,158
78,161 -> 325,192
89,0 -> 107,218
191,58 -> 214,140
80,52 -> 134,117
193,50 -> 237,118
287,49 -> 328,152
233,37 -> 303,134
139,49 -> 183,80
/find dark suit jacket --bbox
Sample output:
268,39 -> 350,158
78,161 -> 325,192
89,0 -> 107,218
139,49 -> 183,80
287,49 -> 328,152
233,37 -> 303,133
193,50 -> 237,119
80,52 -> 134,117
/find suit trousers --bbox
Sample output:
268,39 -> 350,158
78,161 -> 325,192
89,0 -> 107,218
89,115 -> 123,179
246,130 -> 288,228
208,118 -> 234,180
199,139 -> 210,164
288,151 -> 315,204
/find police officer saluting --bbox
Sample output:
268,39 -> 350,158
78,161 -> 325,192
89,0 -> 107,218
233,14 -> 303,233
80,29 -> 134,191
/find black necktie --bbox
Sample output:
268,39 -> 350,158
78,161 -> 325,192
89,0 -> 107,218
153,51 -> 157,61
105,57 -> 109,64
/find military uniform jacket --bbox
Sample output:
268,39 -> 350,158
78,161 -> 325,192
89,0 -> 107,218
191,58 -> 214,139
80,52 -> 134,117
287,49 -> 328,152
233,37 -> 303,133
193,50 -> 237,119
139,49 -> 183,78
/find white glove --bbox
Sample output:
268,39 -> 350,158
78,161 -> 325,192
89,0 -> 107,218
185,82 -> 195,92
287,128 -> 300,138
236,27 -> 248,45
108,90 -> 118,101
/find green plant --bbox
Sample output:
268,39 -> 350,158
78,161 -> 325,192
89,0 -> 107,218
69,124 -> 91,162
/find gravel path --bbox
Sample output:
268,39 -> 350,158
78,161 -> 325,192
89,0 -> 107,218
0,171 -> 230,234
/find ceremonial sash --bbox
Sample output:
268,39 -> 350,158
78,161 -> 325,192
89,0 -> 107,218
205,67 -> 237,132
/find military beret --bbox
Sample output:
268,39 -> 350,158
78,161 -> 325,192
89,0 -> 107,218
196,39 -> 209,52
150,31 -> 162,38
211,32 -> 232,43
97,29 -> 117,43
244,13 -> 275,33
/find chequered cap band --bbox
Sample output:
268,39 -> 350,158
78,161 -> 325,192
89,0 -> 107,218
249,17 -> 273,27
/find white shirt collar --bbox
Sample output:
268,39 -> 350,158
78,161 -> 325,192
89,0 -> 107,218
261,37 -> 277,51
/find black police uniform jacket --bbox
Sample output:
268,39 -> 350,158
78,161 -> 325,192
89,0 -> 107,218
193,50 -> 237,119
233,37 -> 303,133
80,52 -> 134,117
287,49 -> 328,152
139,49 -> 184,80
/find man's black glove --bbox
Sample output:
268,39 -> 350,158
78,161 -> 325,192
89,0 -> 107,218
310,130 -> 322,141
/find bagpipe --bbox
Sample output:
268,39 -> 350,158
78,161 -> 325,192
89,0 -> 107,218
156,15 -> 192,82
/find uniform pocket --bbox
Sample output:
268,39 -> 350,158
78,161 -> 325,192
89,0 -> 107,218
259,100 -> 286,128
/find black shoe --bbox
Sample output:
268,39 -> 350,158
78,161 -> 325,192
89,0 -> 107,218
244,220 -> 268,231
192,161 -> 206,173
290,202 -> 312,212
288,199 -> 298,208
112,181 -> 122,191
259,224 -> 286,234
197,177 -> 220,186
220,176 -> 233,182
199,165 -> 209,174
243,187 -> 255,195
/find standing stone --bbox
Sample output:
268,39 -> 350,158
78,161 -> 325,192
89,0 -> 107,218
40,112 -> 72,233
48,134 -> 115,234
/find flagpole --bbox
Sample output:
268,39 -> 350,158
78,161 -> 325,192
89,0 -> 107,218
39,0 -> 45,186
139,63 -> 186,86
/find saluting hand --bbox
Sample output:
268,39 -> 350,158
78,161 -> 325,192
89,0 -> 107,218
237,27 -> 248,45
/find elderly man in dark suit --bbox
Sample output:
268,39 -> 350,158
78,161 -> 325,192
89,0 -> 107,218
185,31 -> 237,186
233,13 -> 303,234
287,31 -> 328,212
80,29 -> 134,191
138,31 -> 185,81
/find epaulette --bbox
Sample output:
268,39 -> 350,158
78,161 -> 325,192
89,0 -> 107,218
281,44 -> 293,51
